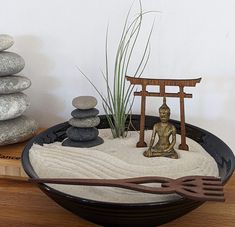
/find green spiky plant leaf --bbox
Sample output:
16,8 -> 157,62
78,1 -> 155,138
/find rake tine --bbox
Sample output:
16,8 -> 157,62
203,185 -> 224,191
201,195 -> 225,202
202,176 -> 222,181
203,190 -> 224,196
202,180 -> 223,186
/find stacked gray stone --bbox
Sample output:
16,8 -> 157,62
62,96 -> 104,148
0,34 -> 38,146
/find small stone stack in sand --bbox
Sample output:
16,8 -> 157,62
62,96 -> 104,148
0,34 -> 38,146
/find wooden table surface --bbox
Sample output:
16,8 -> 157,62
0,139 -> 235,226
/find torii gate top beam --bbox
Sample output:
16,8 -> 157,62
126,76 -> 201,87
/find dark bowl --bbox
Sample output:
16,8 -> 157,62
22,115 -> 235,227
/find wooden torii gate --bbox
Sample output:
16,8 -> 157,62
126,76 -> 201,150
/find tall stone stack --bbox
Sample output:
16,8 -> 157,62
0,34 -> 38,146
62,96 -> 104,148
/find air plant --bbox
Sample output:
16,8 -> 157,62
79,1 -> 155,138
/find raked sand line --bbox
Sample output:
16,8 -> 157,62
31,143 -> 215,179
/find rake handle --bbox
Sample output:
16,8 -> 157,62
29,176 -> 175,194
29,175 -> 225,202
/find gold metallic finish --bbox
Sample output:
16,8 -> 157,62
144,97 -> 178,159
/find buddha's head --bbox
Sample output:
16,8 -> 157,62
159,97 -> 170,123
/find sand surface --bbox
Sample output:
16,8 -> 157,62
29,129 -> 219,203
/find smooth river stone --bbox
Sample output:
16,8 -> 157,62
66,127 -> 99,142
71,108 -> 99,119
62,137 -> 104,148
72,96 -> 97,110
0,52 -> 25,76
0,93 -> 30,120
0,115 -> 38,146
0,76 -> 31,94
0,34 -> 14,51
69,117 -> 100,128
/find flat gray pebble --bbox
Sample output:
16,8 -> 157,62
0,52 -> 25,76
66,127 -> 98,142
0,92 -> 30,120
71,108 -> 99,118
0,115 -> 38,146
69,117 -> 100,128
0,75 -> 31,94
62,137 -> 104,148
0,34 -> 14,51
72,96 -> 97,109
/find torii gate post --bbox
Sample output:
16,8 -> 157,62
178,85 -> 188,150
126,76 -> 201,150
139,83 -> 147,147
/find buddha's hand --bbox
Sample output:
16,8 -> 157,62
163,148 -> 171,153
144,149 -> 152,157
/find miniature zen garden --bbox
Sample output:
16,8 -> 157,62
0,1 -> 234,227
28,94 -> 220,204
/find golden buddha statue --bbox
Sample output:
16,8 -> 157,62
144,97 -> 178,159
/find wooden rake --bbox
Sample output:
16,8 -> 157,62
29,175 -> 225,202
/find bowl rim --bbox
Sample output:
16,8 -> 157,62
22,115 -> 235,208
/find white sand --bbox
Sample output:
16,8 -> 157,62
29,129 -> 219,203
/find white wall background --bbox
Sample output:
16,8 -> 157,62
0,0 -> 235,152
